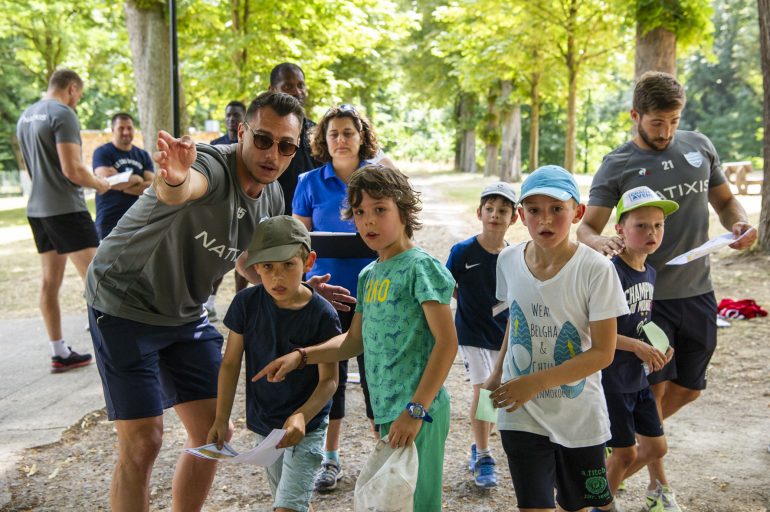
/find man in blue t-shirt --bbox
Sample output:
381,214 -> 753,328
93,113 -> 154,239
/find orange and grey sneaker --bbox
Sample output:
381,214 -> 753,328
51,348 -> 92,373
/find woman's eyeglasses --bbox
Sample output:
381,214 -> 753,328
243,120 -> 299,156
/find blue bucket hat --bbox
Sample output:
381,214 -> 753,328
519,165 -> 581,204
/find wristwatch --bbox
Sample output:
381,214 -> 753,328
405,402 -> 433,423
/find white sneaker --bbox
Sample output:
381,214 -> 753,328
658,484 -> 682,512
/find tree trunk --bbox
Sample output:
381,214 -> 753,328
501,103 -> 522,183
230,0 -> 249,97
635,25 -> 677,79
529,72 -> 541,172
757,0 -> 770,252
125,1 -> 172,154
563,32 -> 578,173
483,87 -> 500,177
457,93 -> 477,173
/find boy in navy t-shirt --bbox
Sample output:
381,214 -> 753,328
602,186 -> 678,512
208,216 -> 340,512
446,182 -> 517,488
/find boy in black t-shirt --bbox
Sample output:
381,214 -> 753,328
601,187 -> 678,512
208,216 -> 340,512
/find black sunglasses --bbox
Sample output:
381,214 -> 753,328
243,120 -> 299,156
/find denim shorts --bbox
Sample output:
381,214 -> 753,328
88,307 -> 223,420
257,419 -> 327,512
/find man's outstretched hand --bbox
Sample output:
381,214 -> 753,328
307,274 -> 356,312
154,130 -> 196,186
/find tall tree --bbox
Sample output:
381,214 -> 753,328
757,0 -> 770,252
633,0 -> 712,78
124,0 -> 173,153
527,0 -> 628,172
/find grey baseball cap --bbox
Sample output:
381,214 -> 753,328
481,181 -> 518,204
245,215 -> 311,267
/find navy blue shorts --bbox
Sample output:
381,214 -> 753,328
648,292 -> 717,390
88,308 -> 223,420
500,430 -> 612,510
605,388 -> 664,448
28,212 -> 98,254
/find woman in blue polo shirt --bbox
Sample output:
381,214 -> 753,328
292,104 -> 385,492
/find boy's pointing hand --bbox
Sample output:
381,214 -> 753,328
253,351 -> 303,382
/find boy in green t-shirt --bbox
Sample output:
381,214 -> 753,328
256,164 -> 458,511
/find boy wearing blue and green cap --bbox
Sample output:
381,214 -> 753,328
484,165 -> 628,512
602,186 -> 678,511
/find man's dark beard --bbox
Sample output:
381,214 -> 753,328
638,125 -> 671,151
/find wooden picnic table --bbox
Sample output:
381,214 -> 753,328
722,161 -> 763,195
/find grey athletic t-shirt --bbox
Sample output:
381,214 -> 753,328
85,144 -> 285,326
589,130 -> 726,300
16,99 -> 86,217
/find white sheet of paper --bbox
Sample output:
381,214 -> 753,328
105,170 -> 133,186
229,428 -> 286,466
184,429 -> 286,466
185,442 -> 238,460
665,230 -> 750,265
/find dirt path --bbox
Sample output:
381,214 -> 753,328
4,173 -> 770,511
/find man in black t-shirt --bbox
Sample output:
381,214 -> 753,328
268,62 -> 321,214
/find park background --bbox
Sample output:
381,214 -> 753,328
0,0 -> 767,182
1,0 -> 770,510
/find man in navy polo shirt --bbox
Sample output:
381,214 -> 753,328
93,113 -> 154,239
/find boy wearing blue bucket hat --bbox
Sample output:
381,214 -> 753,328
484,165 -> 628,512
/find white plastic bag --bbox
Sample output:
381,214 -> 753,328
353,437 -> 419,512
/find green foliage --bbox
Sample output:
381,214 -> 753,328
0,0 -> 763,178
681,0 -> 762,162
634,0 -> 713,48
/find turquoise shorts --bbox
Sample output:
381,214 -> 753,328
255,419 -> 327,512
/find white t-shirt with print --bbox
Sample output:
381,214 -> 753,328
496,242 -> 628,448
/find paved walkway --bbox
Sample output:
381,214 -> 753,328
0,313 -> 104,508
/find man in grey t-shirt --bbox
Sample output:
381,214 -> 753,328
85,92 -> 353,511
16,69 -> 109,373
578,71 -> 755,508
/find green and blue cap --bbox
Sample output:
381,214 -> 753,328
615,186 -> 679,223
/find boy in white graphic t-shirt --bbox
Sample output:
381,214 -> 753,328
484,165 -> 628,512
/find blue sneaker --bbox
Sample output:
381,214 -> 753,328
468,443 -> 477,472
474,455 -> 497,488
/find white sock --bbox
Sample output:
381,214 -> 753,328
205,294 -> 216,309
477,447 -> 491,458
50,340 -> 71,358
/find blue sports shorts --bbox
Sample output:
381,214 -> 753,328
88,307 -> 223,420
605,388 -> 664,448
